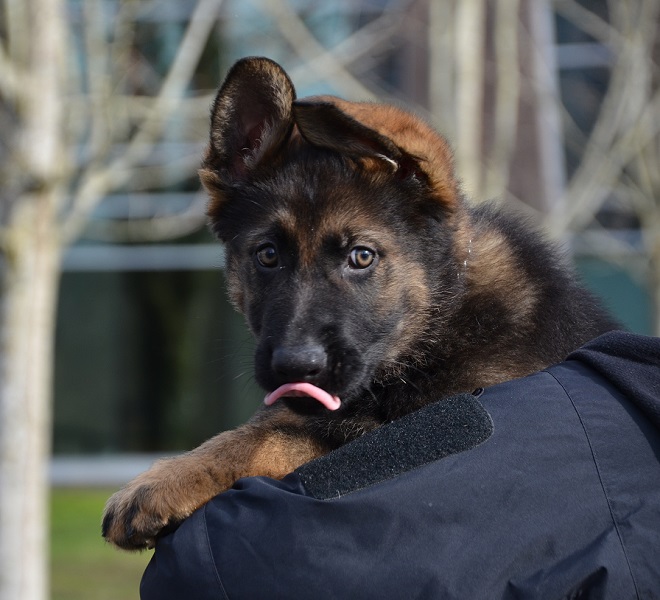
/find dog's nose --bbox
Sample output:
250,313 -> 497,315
271,344 -> 328,382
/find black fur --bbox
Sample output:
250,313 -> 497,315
202,57 -> 619,446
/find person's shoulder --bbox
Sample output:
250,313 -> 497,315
569,330 -> 660,364
566,331 -> 660,429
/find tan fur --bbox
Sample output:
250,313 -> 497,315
103,409 -> 329,550
378,258 -> 432,367
295,203 -> 433,368
455,221 -> 539,326
310,96 -> 458,209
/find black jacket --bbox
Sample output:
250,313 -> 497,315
141,332 -> 660,599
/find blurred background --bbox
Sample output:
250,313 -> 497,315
1,0 -> 658,598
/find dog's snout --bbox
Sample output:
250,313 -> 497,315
271,345 -> 328,382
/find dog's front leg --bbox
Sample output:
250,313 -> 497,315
102,407 -> 329,550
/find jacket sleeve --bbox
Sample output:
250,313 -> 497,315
140,506 -> 227,600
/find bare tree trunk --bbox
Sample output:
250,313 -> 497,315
0,199 -> 61,600
454,0 -> 486,199
0,0 -> 66,597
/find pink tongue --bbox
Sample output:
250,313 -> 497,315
264,382 -> 341,411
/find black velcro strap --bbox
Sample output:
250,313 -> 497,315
296,393 -> 493,499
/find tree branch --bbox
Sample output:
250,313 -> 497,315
550,0 -> 660,233
62,0 -> 224,245
484,0 -> 521,199
0,42 -> 27,101
82,192 -> 208,243
454,0 -> 487,198
260,0 -> 384,100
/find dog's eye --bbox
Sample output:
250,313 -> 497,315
256,244 -> 278,268
349,247 -> 375,269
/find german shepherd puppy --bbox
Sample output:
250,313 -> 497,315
103,57 -> 617,550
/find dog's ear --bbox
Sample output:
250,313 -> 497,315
201,57 -> 295,182
293,99 -> 406,170
293,97 -> 458,209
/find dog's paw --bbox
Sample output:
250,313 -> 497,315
101,455 -> 217,550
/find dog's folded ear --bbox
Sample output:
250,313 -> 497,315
201,56 -> 296,182
293,99 -> 406,172
293,97 -> 459,209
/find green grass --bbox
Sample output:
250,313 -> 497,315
51,488 -> 151,600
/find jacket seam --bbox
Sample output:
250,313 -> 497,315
544,369 -> 640,599
202,504 -> 231,600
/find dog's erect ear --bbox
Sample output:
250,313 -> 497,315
202,57 -> 295,181
293,96 -> 459,209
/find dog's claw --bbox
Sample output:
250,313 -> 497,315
102,455 -> 220,551
102,486 -> 171,550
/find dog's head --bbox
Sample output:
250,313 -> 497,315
200,57 -> 465,414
